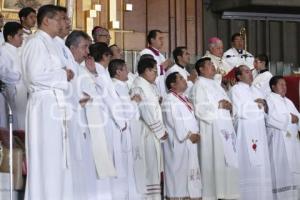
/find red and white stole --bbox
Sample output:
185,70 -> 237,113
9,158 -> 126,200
147,47 -> 165,75
170,89 -> 193,112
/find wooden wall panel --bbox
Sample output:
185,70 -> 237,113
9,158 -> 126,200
123,0 -> 146,32
98,0 -> 109,28
169,0 -> 176,53
76,0 -> 84,29
196,0 -> 204,56
186,0 -> 196,55
146,0 -> 169,32
175,0 -> 186,47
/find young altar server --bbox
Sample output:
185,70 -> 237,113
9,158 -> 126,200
266,75 -> 300,200
190,57 -> 240,200
130,57 -> 168,199
0,22 -> 25,129
162,71 -> 202,200
230,65 -> 273,200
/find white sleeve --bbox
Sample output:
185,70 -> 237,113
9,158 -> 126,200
266,98 -> 290,131
191,85 -> 218,124
131,87 -> 165,139
230,88 -> 262,120
0,52 -> 21,84
94,78 -> 126,130
162,99 -> 190,142
22,38 -> 68,90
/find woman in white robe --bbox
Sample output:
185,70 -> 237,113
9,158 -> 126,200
162,72 -> 201,199
266,75 -> 300,200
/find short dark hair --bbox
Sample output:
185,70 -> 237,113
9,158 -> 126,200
147,29 -> 162,45
231,33 -> 242,42
194,57 -> 211,76
269,75 -> 284,92
37,5 -> 60,27
256,54 -> 269,67
172,46 -> 186,64
137,58 -> 157,75
108,59 -> 126,78
109,44 -> 117,49
91,26 -> 108,41
56,6 -> 67,13
3,22 -> 23,42
165,72 -> 179,90
89,42 -> 112,62
65,30 -> 90,48
235,65 -> 247,81
139,54 -> 154,60
19,7 -> 36,23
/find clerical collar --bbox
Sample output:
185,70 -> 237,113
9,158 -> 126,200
259,69 -> 268,74
176,63 -> 185,69
23,27 -> 32,35
147,46 -> 160,56
235,48 -> 243,54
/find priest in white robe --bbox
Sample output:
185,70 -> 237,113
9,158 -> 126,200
130,57 -> 168,200
139,30 -> 173,97
223,33 -> 254,69
108,58 -> 144,200
22,5 -> 74,200
252,54 -> 272,98
162,72 -> 202,199
266,75 -> 300,200
166,46 -> 196,96
230,65 -> 273,200
65,30 -> 105,200
1,22 -> 26,130
190,57 -> 240,200
89,42 -> 129,200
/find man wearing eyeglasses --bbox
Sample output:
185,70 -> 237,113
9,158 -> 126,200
22,5 -> 74,200
92,26 -> 111,45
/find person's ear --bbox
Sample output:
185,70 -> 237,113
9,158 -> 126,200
7,35 -> 13,43
271,85 -> 276,92
116,69 -> 122,76
42,17 -> 50,27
